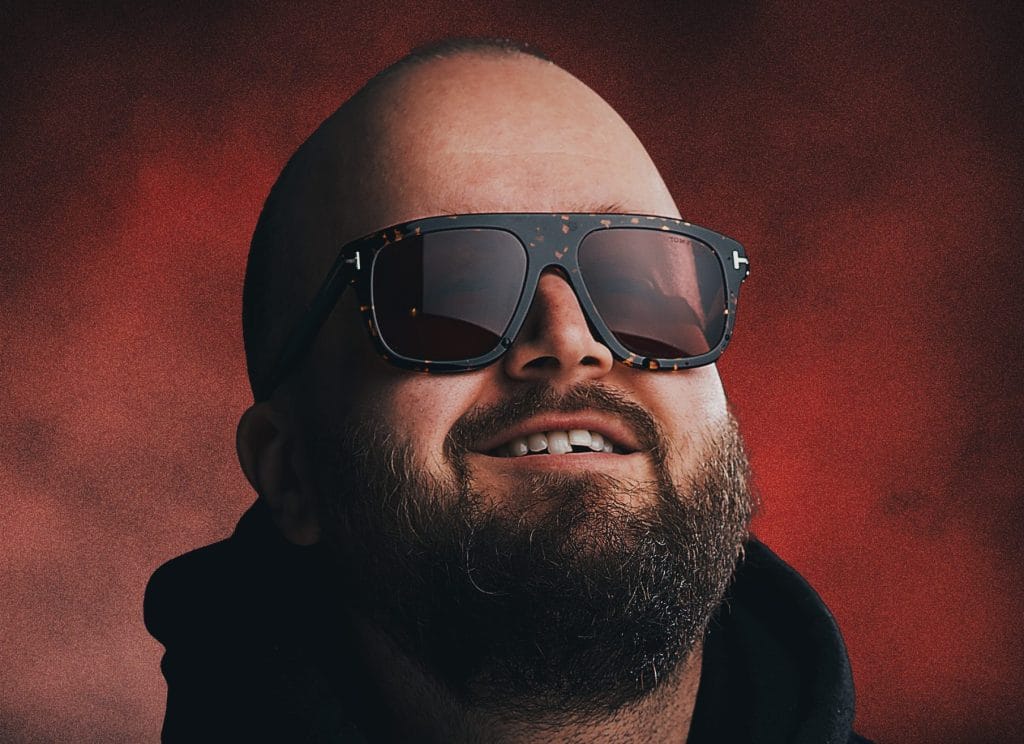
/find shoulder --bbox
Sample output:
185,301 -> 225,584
144,534 -> 246,648
144,502 -> 273,650
143,503 -> 365,741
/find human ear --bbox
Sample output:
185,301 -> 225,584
236,402 -> 320,545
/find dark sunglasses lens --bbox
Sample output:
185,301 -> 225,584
578,229 -> 727,359
371,229 -> 527,362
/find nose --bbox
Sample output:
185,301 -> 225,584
502,269 -> 615,383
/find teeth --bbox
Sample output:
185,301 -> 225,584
547,431 -> 572,455
527,433 -> 548,453
496,430 -> 619,457
568,429 -> 592,447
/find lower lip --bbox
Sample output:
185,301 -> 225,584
468,451 -> 646,472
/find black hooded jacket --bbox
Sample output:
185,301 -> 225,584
144,500 -> 873,743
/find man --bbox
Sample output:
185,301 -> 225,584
145,38 -> 872,743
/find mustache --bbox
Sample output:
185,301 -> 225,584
445,383 -> 665,460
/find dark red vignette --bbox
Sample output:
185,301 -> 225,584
2,2 -> 1022,741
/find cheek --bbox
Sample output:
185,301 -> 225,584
304,293 -> 494,467
360,373 -> 491,469
636,365 -> 728,472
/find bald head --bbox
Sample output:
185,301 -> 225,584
243,43 -> 679,399
235,46 -> 748,722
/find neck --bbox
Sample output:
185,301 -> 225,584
348,615 -> 704,744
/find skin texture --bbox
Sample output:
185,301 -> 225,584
237,52 -> 734,742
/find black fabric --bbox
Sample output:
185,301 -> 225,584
687,541 -> 873,744
144,500 -> 873,743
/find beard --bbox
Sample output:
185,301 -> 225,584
308,383 -> 755,721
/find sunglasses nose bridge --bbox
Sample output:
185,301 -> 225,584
509,222 -> 611,349
502,264 -> 614,381
516,249 -> 592,334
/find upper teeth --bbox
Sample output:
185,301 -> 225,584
496,429 -> 615,457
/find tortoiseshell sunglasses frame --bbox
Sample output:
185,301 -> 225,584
259,213 -> 750,400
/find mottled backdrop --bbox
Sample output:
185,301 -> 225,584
2,1 -> 1022,741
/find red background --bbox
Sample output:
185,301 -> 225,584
3,2 -> 1022,741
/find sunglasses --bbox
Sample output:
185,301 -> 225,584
260,213 -> 750,400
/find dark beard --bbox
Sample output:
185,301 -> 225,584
310,384 -> 754,720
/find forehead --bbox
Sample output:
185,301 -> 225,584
341,54 -> 679,236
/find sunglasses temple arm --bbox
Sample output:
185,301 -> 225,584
257,254 -> 356,401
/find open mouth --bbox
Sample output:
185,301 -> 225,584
486,429 -> 632,458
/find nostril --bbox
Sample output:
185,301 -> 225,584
524,354 -> 602,370
524,355 -> 560,371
